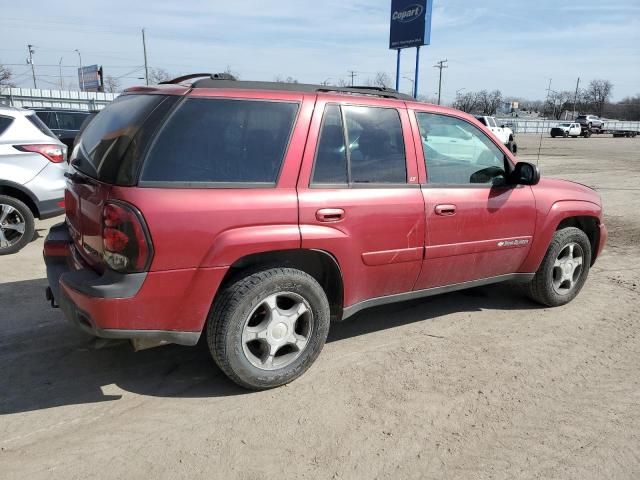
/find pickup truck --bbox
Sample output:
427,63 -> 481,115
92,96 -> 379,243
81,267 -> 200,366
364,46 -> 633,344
475,115 -> 517,153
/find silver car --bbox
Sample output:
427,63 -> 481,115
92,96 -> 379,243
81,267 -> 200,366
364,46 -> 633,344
0,105 -> 67,254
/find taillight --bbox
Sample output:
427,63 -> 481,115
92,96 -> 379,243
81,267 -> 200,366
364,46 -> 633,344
14,144 -> 67,163
101,202 -> 153,273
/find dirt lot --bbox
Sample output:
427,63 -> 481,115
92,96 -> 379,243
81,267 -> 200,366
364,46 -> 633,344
1,134 -> 639,479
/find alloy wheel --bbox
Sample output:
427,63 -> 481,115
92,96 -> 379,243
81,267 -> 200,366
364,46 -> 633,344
551,242 -> 584,295
0,204 -> 26,250
241,292 -> 314,370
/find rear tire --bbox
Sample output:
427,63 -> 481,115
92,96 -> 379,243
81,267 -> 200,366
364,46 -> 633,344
0,195 -> 35,255
207,267 -> 331,390
526,227 -> 591,307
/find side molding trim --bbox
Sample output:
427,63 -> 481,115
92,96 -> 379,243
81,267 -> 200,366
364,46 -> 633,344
341,273 -> 535,320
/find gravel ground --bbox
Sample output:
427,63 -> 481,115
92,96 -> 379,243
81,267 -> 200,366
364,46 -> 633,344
1,134 -> 639,479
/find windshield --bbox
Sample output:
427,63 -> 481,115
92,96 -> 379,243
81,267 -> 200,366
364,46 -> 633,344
559,123 -> 571,127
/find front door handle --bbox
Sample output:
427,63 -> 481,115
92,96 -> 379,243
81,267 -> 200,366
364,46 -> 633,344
316,208 -> 345,222
434,204 -> 456,216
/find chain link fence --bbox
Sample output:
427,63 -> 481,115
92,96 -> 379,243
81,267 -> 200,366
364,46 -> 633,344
496,117 -> 640,134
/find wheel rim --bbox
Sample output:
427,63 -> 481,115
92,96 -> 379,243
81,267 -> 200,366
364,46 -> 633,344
0,204 -> 26,250
241,292 -> 314,371
551,242 -> 584,295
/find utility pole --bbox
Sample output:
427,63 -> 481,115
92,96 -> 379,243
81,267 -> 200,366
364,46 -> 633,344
348,70 -> 357,87
58,57 -> 64,90
142,28 -> 149,86
27,45 -> 37,88
433,59 -> 448,105
572,77 -> 580,119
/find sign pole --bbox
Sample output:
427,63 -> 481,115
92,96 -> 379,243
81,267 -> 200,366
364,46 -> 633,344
395,49 -> 401,91
413,46 -> 420,98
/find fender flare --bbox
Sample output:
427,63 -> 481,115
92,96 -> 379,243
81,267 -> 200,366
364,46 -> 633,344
0,179 -> 40,216
519,200 -> 602,272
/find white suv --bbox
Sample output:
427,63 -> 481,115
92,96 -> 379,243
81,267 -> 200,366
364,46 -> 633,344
0,106 -> 67,254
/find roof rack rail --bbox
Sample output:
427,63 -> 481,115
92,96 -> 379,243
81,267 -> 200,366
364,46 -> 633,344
186,76 -> 413,100
160,72 -> 237,85
316,86 -> 412,100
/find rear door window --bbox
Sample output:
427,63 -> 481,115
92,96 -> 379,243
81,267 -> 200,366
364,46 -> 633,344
311,104 -> 407,185
140,98 -> 299,186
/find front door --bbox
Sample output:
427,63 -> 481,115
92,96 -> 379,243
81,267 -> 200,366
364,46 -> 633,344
411,111 -> 537,290
297,98 -> 425,307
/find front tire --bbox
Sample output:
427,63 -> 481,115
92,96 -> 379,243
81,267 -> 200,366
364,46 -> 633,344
526,227 -> 592,307
207,268 -> 331,390
0,195 -> 35,255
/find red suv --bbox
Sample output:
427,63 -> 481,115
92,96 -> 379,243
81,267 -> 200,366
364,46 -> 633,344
44,76 -> 607,389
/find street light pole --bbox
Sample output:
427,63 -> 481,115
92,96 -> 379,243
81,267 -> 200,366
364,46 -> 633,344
27,44 -> 37,88
75,49 -> 85,91
58,57 -> 64,90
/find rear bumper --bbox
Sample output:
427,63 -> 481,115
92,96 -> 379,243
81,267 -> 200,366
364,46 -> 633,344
37,198 -> 65,219
44,222 -> 228,346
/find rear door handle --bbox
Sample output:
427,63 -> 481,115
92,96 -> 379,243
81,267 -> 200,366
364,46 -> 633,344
434,204 -> 456,216
316,208 -> 345,222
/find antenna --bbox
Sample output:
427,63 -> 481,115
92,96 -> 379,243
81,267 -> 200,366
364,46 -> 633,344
537,78 -> 552,165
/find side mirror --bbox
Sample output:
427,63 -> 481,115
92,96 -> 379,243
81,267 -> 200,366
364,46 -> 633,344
509,161 -> 540,186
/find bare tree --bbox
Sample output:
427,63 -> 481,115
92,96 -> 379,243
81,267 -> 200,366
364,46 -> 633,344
454,91 -> 480,113
0,63 -> 15,87
336,78 -> 350,87
585,79 -> 613,116
477,90 -> 503,115
373,72 -> 392,89
148,67 -> 171,85
222,65 -> 239,80
274,75 -> 298,84
104,75 -> 121,93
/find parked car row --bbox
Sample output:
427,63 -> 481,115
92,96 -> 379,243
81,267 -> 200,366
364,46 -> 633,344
42,76 -> 606,390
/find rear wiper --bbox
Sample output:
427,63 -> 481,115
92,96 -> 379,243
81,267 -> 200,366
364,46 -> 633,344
64,171 -> 95,185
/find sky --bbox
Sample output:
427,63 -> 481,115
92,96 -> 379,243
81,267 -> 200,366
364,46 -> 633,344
1,0 -> 638,102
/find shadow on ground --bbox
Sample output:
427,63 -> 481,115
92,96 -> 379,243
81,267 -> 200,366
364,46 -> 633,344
0,277 -> 539,414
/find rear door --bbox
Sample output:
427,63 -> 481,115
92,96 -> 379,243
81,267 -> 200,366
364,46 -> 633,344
297,96 -> 425,308
410,110 -> 536,289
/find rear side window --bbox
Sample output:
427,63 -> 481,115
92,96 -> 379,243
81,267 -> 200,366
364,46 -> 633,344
0,116 -> 13,137
141,98 -> 299,185
26,114 -> 57,139
312,104 -> 407,185
71,94 -> 169,183
35,111 -> 58,129
57,112 -> 89,130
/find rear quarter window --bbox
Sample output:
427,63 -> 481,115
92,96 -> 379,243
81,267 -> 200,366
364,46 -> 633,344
0,116 -> 13,137
26,114 -> 57,139
140,98 -> 299,186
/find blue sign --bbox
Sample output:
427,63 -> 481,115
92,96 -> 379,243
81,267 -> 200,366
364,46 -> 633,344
78,64 -> 100,91
389,0 -> 432,50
